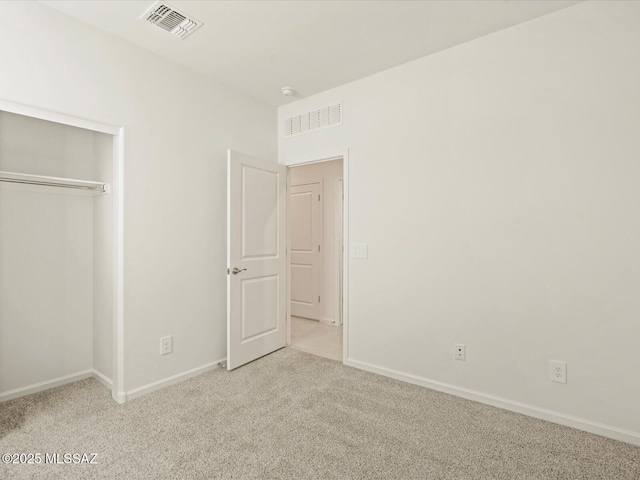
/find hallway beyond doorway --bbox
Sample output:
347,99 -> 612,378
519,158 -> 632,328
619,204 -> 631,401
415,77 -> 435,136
290,316 -> 342,361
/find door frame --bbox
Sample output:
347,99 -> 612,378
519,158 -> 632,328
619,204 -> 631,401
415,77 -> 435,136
0,98 -> 126,404
285,150 -> 349,363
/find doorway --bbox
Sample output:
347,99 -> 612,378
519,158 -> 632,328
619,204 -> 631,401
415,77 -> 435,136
226,150 -> 348,370
287,158 -> 344,362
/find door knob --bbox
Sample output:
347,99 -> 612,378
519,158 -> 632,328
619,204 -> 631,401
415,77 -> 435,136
232,267 -> 247,275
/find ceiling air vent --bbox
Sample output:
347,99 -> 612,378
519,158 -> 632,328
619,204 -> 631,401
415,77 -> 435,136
141,2 -> 202,39
284,102 -> 342,138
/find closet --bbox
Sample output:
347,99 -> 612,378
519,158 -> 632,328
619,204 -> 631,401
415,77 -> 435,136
0,110 -> 115,400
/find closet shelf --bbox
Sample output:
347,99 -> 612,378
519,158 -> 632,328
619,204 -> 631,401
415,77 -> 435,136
0,170 -> 109,195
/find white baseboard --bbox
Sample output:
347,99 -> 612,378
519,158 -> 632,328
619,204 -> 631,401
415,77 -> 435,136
345,357 -> 640,447
92,370 -> 113,389
124,358 -> 226,402
0,370 -> 93,403
112,390 -> 126,405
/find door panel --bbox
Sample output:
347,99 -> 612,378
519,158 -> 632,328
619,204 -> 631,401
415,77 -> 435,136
242,166 -> 279,258
290,264 -> 313,304
227,150 -> 286,370
241,275 -> 278,341
290,192 -> 313,250
290,182 -> 321,320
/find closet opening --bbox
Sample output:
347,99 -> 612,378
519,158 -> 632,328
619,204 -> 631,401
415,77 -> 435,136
287,157 -> 345,362
0,102 -> 124,404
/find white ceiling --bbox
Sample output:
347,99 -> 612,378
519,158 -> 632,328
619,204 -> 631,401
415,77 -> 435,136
41,0 -> 579,107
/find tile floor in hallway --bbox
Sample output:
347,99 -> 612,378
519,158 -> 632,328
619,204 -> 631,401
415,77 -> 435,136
290,316 -> 343,361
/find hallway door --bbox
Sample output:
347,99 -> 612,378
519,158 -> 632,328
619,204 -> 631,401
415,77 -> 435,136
290,182 -> 322,320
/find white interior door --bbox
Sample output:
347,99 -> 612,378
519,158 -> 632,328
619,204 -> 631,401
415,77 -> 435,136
227,150 -> 287,370
290,182 -> 322,320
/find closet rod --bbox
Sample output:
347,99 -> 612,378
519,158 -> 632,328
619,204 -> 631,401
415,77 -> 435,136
0,177 -> 105,192
0,171 -> 107,193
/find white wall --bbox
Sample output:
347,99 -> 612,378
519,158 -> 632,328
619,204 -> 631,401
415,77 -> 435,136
0,112 -> 96,393
93,135 -> 114,380
0,1 -> 276,393
279,1 -> 640,441
290,159 -> 343,324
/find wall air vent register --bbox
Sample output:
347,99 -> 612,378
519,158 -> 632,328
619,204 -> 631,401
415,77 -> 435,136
284,102 -> 342,138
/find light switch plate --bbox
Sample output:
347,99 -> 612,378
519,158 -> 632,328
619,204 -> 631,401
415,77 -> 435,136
351,243 -> 368,259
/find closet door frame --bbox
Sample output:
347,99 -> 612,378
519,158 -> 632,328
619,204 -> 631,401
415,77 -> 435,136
0,99 -> 126,404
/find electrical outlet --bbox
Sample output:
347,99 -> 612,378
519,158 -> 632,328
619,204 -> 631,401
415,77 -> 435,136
455,344 -> 466,361
161,336 -> 172,355
549,360 -> 566,384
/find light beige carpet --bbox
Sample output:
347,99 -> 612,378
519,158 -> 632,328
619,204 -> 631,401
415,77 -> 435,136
1,348 -> 639,479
